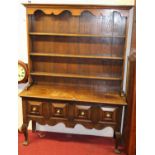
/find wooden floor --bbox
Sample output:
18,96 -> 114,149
19,84 -> 127,105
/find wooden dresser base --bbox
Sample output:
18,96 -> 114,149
20,96 -> 125,154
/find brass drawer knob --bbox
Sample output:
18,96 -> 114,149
106,113 -> 111,118
32,107 -> 37,112
80,111 -> 85,116
56,109 -> 61,114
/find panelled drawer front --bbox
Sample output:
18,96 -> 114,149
75,105 -> 91,120
50,103 -> 68,118
28,101 -> 43,116
100,107 -> 117,122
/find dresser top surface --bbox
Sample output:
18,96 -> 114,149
19,84 -> 127,105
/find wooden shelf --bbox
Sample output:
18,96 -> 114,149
29,32 -> 125,38
19,84 -> 127,105
30,72 -> 122,81
30,53 -> 123,60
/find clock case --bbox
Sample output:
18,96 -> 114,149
18,60 -> 28,84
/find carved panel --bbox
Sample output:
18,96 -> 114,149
74,105 -> 91,121
50,103 -> 68,118
100,107 -> 118,122
26,7 -> 128,17
28,101 -> 43,116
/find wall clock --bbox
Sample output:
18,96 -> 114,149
18,60 -> 28,84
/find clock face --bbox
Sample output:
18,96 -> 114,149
18,64 -> 26,82
18,60 -> 28,83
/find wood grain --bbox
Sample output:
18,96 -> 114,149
30,72 -> 122,81
30,53 -> 123,60
29,32 -> 125,38
20,4 -> 130,151
19,84 -> 127,105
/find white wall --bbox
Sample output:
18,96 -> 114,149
21,0 -> 135,5
18,0 -> 134,137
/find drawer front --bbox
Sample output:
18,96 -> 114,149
50,103 -> 68,118
100,107 -> 117,122
28,101 -> 43,116
75,105 -> 91,120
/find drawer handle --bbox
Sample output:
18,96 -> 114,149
80,111 -> 85,116
106,113 -> 111,118
56,109 -> 61,114
32,107 -> 37,112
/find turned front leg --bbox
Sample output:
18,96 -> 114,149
21,123 -> 29,146
21,99 -> 29,146
114,131 -> 122,154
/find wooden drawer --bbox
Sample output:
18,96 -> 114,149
100,107 -> 117,122
75,105 -> 91,120
28,101 -> 43,116
50,103 -> 68,118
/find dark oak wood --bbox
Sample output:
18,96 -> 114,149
23,3 -> 132,17
30,52 -> 123,60
123,51 -> 136,155
21,98 -> 29,145
29,32 -> 126,38
30,72 -> 122,81
123,7 -> 136,155
20,84 -> 127,105
32,121 -> 36,132
19,4 -> 132,153
114,131 -> 122,154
